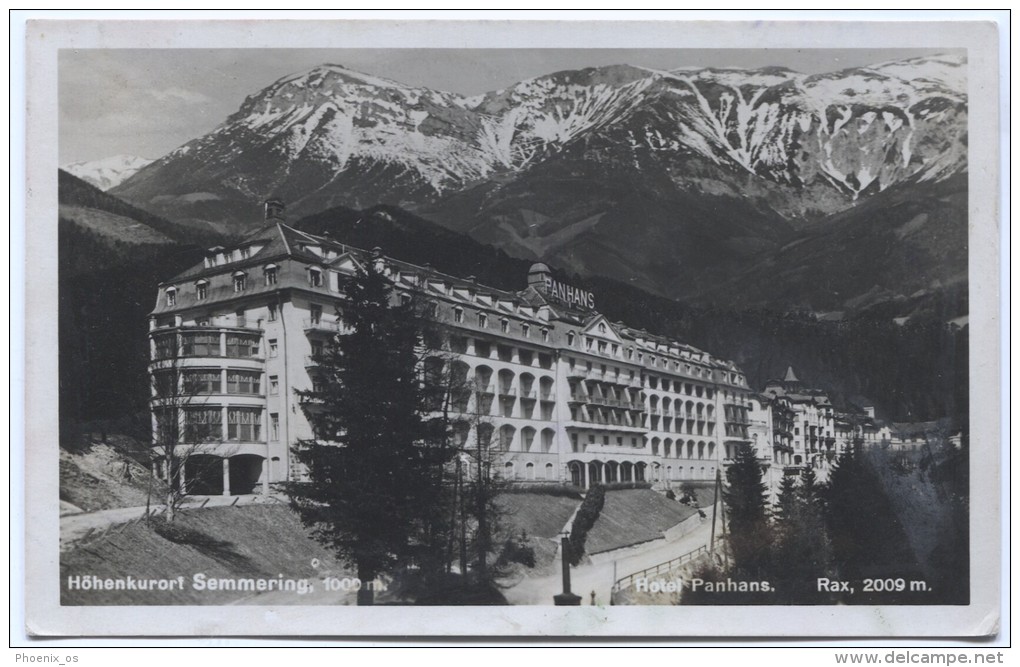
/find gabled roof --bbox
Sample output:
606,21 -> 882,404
581,313 -> 625,343
163,221 -> 351,284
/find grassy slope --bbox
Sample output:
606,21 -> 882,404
59,438 -> 161,512
497,493 -> 580,540
60,505 -> 347,605
585,489 -> 698,555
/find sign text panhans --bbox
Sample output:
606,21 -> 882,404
545,277 -> 595,310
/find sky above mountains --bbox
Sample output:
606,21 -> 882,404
59,47 -> 952,165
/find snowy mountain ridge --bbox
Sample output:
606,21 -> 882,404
63,154 -> 153,191
114,53 -> 967,227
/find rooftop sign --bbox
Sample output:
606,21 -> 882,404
545,277 -> 594,310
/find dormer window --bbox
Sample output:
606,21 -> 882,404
264,265 -> 278,286
165,287 -> 177,307
195,280 -> 208,301
233,272 -> 247,292
308,268 -> 323,288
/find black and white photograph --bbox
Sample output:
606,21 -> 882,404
19,16 -> 1003,639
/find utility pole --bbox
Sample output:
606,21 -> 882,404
710,466 -> 721,555
553,534 -> 581,605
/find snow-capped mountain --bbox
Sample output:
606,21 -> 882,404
115,54 -> 965,216
63,155 -> 153,191
111,55 -> 967,306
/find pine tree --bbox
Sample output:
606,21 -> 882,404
773,474 -> 799,526
722,441 -> 772,577
287,261 -> 451,605
770,466 -> 834,602
824,442 -> 919,593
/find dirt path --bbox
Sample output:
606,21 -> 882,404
59,494 -> 280,549
501,515 -> 714,606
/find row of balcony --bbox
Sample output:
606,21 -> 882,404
570,394 -> 645,410
567,368 -> 643,387
568,414 -> 646,431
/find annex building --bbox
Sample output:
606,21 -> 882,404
148,202 -> 799,496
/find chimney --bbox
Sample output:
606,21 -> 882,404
264,199 -> 285,222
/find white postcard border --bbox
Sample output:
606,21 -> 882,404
22,16 -> 1003,638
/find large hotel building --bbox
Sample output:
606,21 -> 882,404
149,202 -> 858,497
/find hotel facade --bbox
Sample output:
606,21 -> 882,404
148,202 -> 795,496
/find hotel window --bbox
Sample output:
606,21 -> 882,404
500,319 -> 509,334
268,339 -> 278,358
227,370 -> 261,395
429,302 -> 439,318
268,303 -> 278,321
588,434 -> 595,444
195,281 -> 208,301
225,333 -> 260,358
631,437 -> 638,446
522,323 -> 530,338
311,340 -> 325,359
454,307 -> 464,324
308,268 -> 323,288
184,408 -> 222,443
153,334 -> 177,360
478,313 -> 487,328
181,332 -> 219,357
233,272 -> 247,292
236,308 -> 246,327
269,375 -> 279,395
270,413 -> 279,441
165,288 -> 177,307
617,437 -> 623,446
567,332 -> 575,346
603,436 -> 610,445
309,304 -> 322,324
183,369 -> 220,394
585,337 -> 593,350
400,293 -> 411,306
611,344 -> 618,356
227,407 -> 262,442
264,265 -> 278,286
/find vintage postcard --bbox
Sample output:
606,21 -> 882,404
21,17 -> 1002,637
